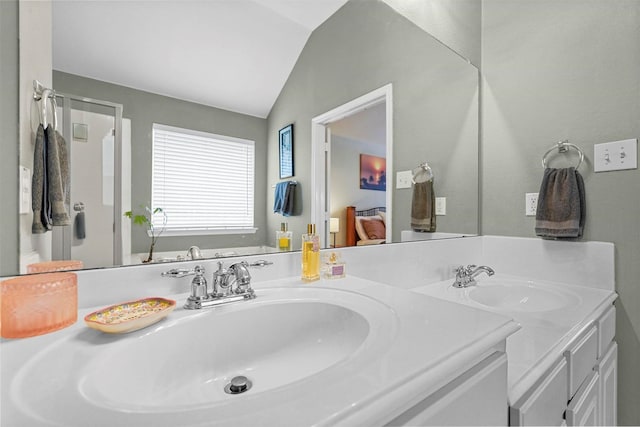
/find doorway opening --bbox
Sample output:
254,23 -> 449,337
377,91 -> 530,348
311,84 -> 393,248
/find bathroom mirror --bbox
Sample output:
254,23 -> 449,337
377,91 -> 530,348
9,0 -> 479,275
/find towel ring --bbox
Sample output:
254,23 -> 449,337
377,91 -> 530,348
541,140 -> 584,170
412,162 -> 433,183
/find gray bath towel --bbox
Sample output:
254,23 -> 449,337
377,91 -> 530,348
411,180 -> 436,232
32,125 -> 70,233
535,167 -> 585,239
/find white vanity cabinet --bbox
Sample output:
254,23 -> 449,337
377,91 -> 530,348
509,305 -> 617,427
387,352 -> 509,426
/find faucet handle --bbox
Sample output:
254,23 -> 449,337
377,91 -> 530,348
454,265 -> 467,276
161,267 -> 197,278
189,266 -> 209,300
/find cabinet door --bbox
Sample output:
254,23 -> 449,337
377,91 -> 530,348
386,352 -> 508,426
566,371 -> 599,426
510,357 -> 568,426
596,342 -> 617,427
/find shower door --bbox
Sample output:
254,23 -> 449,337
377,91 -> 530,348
52,94 -> 126,268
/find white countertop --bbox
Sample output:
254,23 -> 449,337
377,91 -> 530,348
1,276 -> 518,427
411,274 -> 617,404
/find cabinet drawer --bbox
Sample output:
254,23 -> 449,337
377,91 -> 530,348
596,306 -> 615,359
510,357 -> 568,426
564,326 -> 597,400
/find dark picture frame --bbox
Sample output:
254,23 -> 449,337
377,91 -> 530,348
279,124 -> 294,179
359,154 -> 386,191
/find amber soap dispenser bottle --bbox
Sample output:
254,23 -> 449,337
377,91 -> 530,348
301,223 -> 320,282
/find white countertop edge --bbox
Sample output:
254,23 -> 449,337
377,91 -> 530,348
332,321 -> 520,426
507,292 -> 618,404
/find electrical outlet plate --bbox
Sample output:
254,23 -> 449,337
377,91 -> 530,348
594,138 -> 637,172
396,170 -> 412,189
525,193 -> 538,216
435,197 -> 446,215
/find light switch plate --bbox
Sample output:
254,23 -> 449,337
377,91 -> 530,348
594,138 -> 637,172
435,197 -> 446,215
20,166 -> 31,214
396,170 -> 412,189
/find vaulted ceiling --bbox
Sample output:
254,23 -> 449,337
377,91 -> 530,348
52,0 -> 349,118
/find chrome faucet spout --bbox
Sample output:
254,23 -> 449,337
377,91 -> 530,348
469,265 -> 495,279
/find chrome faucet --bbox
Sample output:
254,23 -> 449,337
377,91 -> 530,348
452,265 -> 495,288
186,246 -> 203,260
162,262 -> 257,309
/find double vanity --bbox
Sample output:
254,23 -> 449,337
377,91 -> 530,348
1,236 -> 617,426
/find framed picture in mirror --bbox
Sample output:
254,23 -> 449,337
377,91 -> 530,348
279,124 -> 294,179
360,154 -> 386,191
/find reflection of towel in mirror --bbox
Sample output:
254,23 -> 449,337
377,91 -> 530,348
411,180 -> 436,232
32,125 -> 71,233
75,212 -> 86,240
273,181 -> 295,216
47,126 -> 71,226
535,167 -> 585,239
32,124 -> 50,233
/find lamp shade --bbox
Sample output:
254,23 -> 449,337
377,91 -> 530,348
329,217 -> 340,233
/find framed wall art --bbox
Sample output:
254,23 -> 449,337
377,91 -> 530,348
359,153 -> 386,191
279,124 -> 294,179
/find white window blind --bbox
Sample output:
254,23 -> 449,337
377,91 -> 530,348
152,124 -> 255,235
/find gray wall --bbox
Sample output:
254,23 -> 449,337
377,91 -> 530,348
481,1 -> 640,424
53,71 -> 268,254
0,0 -> 20,276
267,0 -> 479,246
383,0 -> 482,67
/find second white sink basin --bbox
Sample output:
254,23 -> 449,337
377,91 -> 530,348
468,281 -> 580,312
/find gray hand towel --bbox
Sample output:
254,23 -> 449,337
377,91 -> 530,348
47,126 -> 71,226
411,180 -> 436,232
75,211 -> 86,240
535,167 -> 585,239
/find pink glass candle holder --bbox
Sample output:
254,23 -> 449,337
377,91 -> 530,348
1,272 -> 78,338
27,260 -> 84,274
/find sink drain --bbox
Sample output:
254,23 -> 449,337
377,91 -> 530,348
224,376 -> 252,395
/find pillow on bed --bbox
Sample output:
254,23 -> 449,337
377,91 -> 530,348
362,218 -> 385,240
355,215 -> 384,241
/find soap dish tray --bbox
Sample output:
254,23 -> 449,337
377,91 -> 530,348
84,297 -> 176,334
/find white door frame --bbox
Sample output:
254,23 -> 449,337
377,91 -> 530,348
311,84 -> 393,247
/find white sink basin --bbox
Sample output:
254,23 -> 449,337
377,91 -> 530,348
468,282 -> 580,312
81,299 -> 374,411
11,286 -> 398,422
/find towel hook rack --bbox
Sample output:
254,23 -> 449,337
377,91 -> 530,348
33,79 -> 58,129
541,140 -> 584,170
412,162 -> 433,183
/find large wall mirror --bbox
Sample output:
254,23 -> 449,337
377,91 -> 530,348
9,0 -> 479,276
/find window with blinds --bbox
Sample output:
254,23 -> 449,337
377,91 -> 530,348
151,124 -> 256,235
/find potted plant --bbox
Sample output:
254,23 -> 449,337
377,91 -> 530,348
124,206 -> 167,263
